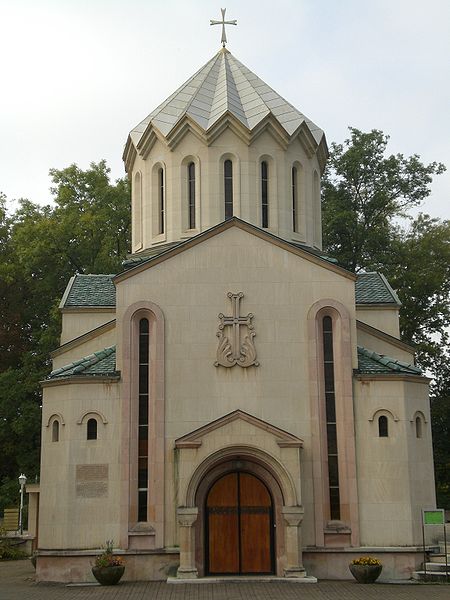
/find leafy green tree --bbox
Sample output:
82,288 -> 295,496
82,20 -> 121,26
0,163 -> 130,512
430,357 -> 450,509
48,160 -> 131,274
322,128 -> 445,272
322,129 -> 449,507
381,215 -> 450,370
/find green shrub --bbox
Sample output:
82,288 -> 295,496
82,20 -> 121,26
0,539 -> 28,561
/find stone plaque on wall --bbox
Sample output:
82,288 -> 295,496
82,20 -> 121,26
76,464 -> 108,498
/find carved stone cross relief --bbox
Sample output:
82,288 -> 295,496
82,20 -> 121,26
215,292 -> 259,368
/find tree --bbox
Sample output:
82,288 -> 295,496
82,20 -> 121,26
322,128 -> 445,272
322,129 -> 449,507
382,215 -> 450,371
0,163 -> 131,512
430,357 -> 450,509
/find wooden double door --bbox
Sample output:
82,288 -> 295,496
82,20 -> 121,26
206,471 -> 275,575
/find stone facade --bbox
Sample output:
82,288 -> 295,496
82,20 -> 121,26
34,46 -> 436,583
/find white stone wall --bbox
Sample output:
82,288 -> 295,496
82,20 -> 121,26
356,307 -> 401,338
131,129 -> 322,253
356,326 -> 415,363
52,326 -> 116,370
116,225 -> 357,547
354,377 -> 435,546
39,381 -> 121,549
60,310 -> 115,345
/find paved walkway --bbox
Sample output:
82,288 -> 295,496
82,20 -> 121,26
0,560 -> 448,600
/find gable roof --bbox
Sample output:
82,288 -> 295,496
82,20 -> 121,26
50,319 -> 116,358
355,272 -> 401,306
47,346 -> 118,380
122,224 -> 339,270
60,274 -> 116,309
115,218 -> 355,283
175,409 -> 303,449
356,320 -> 415,354
128,48 -> 325,149
357,346 -> 421,375
56,226 -> 402,309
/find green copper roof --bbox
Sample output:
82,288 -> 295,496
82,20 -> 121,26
48,346 -> 118,379
58,231 -> 398,310
355,272 -> 401,305
59,270 -> 400,308
122,241 -> 185,268
357,346 -> 421,375
62,274 -> 116,308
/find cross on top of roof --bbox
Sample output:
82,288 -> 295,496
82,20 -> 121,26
210,8 -> 237,47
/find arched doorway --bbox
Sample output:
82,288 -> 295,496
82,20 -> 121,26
205,471 -> 275,575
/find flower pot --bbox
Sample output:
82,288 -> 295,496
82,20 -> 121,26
349,563 -> 382,583
92,565 -> 125,585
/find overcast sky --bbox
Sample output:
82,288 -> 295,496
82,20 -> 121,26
1,0 -> 449,220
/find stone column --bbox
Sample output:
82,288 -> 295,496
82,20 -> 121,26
282,505 -> 306,578
176,507 -> 198,579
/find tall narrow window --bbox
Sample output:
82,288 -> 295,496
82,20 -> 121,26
52,420 -> 59,442
158,168 -> 164,234
292,166 -> 298,232
322,316 -> 340,520
138,318 -> 149,521
415,416 -> 422,438
134,172 -> 142,249
224,159 -> 233,219
261,161 -> 269,228
378,415 -> 388,437
87,418 -> 97,440
313,171 -> 320,245
188,162 -> 196,229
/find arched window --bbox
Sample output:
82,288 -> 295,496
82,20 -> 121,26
138,317 -> 150,521
52,420 -> 59,442
134,172 -> 142,249
313,171 -> 321,246
188,162 -> 196,229
292,166 -> 298,232
158,168 -> 164,234
87,418 -> 98,440
261,161 -> 268,228
378,415 -> 388,437
415,416 -> 422,438
322,315 -> 340,520
224,159 -> 233,220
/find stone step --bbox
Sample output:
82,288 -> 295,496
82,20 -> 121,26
438,542 -> 450,554
412,570 -> 449,581
429,553 -> 450,563
423,562 -> 450,572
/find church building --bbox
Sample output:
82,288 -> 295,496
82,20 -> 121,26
32,25 -> 436,582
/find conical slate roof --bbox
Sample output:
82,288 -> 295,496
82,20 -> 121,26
130,48 -> 324,146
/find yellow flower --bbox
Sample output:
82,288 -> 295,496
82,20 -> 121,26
351,556 -> 381,566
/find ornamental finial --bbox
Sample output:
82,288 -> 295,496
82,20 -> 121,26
210,8 -> 237,48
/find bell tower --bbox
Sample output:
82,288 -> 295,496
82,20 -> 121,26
124,45 -> 328,255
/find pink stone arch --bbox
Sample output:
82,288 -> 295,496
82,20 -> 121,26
307,298 -> 359,546
119,300 -> 165,549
